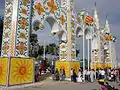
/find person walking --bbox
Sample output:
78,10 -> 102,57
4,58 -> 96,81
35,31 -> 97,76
70,68 -> 73,82
60,69 -> 63,81
100,69 -> 105,79
77,69 -> 82,82
115,69 -> 119,83
62,69 -> 66,81
86,69 -> 90,82
55,68 -> 59,81
39,65 -> 42,76
51,66 -> 55,80
98,79 -> 108,90
73,69 -> 77,82
90,69 -> 95,82
83,69 -> 87,81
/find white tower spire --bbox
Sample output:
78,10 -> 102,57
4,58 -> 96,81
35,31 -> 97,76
105,16 -> 110,33
93,2 -> 100,30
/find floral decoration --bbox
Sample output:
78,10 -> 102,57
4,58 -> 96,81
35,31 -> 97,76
3,42 -> 9,54
71,22 -> 75,27
47,0 -> 57,13
85,16 -> 94,25
20,33 -> 25,39
7,0 -> 11,4
19,18 -> 27,29
23,0 -> 29,6
16,42 -> 26,55
7,8 -> 11,14
21,8 -> 27,15
34,3 -> 44,15
5,33 -> 8,38
60,15 -> 65,25
5,19 -> 10,29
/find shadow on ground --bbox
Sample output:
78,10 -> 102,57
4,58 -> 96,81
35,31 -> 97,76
38,73 -> 51,82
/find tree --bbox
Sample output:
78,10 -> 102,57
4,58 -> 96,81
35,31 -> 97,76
37,55 -> 43,61
76,49 -> 79,57
29,33 -> 39,57
30,33 -> 38,45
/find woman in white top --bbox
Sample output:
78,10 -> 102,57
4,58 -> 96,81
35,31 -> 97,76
77,69 -> 82,82
90,69 -> 95,82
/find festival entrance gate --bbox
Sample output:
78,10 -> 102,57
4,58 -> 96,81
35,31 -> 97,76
0,0 -> 80,86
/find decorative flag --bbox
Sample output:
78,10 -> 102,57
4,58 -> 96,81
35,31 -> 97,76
85,16 -> 94,25
104,33 -> 112,41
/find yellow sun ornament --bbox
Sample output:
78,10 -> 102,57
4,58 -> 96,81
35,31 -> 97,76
0,58 -> 8,85
9,58 -> 34,85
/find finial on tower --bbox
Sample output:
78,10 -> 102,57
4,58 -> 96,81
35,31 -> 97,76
93,2 -> 100,30
106,14 -> 108,20
105,15 -> 110,33
95,2 -> 97,7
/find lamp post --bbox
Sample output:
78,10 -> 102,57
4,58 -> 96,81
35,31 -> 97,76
88,39 -> 90,70
43,40 -> 46,60
77,10 -> 89,80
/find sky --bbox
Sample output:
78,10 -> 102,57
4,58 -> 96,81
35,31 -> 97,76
0,0 -> 120,61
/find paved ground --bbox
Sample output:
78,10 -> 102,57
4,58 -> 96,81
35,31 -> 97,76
1,77 -> 120,90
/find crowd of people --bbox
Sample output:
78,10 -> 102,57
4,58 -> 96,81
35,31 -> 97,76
96,68 -> 120,82
51,67 -> 120,83
51,67 -> 120,90
52,68 -> 66,81
51,68 -> 97,83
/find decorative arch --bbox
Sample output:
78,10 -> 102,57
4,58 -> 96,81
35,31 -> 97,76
33,16 -> 61,35
1,0 -> 77,62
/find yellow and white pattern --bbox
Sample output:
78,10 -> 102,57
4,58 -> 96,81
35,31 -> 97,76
56,61 -> 80,77
9,58 -> 34,85
0,58 -> 8,85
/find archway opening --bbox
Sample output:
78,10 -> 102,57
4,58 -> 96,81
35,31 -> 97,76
30,17 -> 62,72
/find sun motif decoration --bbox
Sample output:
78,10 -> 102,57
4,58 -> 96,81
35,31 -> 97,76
19,18 -> 27,29
16,42 -> 26,55
0,59 -> 8,85
34,3 -> 44,15
58,62 -> 69,72
72,63 -> 79,73
60,15 -> 65,25
10,59 -> 33,84
47,0 -> 57,13
23,0 -> 29,6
